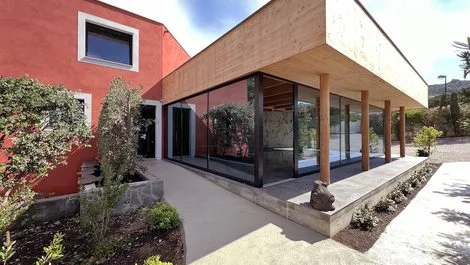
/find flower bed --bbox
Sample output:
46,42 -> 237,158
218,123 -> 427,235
333,163 -> 440,252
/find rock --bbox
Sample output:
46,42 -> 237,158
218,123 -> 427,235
310,180 -> 335,211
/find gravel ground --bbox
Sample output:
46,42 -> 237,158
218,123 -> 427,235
392,136 -> 470,163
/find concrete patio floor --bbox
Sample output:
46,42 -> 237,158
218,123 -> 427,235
366,162 -> 470,265
142,160 -> 377,265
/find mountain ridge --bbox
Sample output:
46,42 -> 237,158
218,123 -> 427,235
429,79 -> 470,96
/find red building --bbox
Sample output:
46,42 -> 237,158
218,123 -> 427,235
0,0 -> 189,195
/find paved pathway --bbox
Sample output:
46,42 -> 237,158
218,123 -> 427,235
143,160 -> 376,265
366,162 -> 470,265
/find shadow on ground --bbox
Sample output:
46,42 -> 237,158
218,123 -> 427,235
433,183 -> 470,204
432,231 -> 470,265
431,208 -> 470,265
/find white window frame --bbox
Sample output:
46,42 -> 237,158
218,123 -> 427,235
141,99 -> 162,160
74,92 -> 92,128
77,12 -> 139,72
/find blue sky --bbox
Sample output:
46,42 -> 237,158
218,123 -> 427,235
100,0 -> 469,85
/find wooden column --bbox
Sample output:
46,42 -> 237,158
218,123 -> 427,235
384,100 -> 391,163
400,106 -> 406,157
344,104 -> 351,160
319,73 -> 330,184
361,91 -> 370,171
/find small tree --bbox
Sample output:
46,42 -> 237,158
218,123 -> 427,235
414,126 -> 443,156
81,77 -> 144,240
0,76 -> 91,263
454,37 -> 470,78
97,77 -> 143,176
450,92 -> 461,136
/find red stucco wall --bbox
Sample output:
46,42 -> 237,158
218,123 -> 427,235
0,0 -> 189,196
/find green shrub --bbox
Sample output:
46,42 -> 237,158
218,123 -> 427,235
397,181 -> 414,196
143,255 -> 173,265
374,197 -> 397,213
140,203 -> 181,232
387,189 -> 407,204
408,173 -> 422,188
414,126 -> 443,156
351,205 -> 379,231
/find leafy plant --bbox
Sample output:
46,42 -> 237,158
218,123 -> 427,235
413,126 -> 443,156
454,37 -> 470,78
202,103 -> 254,158
81,78 -> 144,241
450,92 -> 462,135
140,202 -> 181,232
142,255 -> 173,265
0,232 -> 15,264
351,205 -> 379,231
97,77 -> 144,177
408,172 -> 422,188
374,197 -> 397,213
397,181 -> 414,196
369,127 -> 379,153
80,162 -> 127,241
35,233 -> 64,265
0,76 -> 91,234
387,189 -> 407,204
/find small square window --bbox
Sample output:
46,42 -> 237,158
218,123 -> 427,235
78,12 -> 139,71
86,23 -> 132,65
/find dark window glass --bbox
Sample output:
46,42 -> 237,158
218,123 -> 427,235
330,95 -> 341,166
369,105 -> 384,157
262,76 -> 294,184
86,23 -> 132,65
296,85 -> 320,175
181,94 -> 208,169
340,98 -> 362,163
208,78 -> 255,182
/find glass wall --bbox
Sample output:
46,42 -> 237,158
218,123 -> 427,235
341,98 -> 362,162
180,94 -> 208,168
165,73 -> 386,185
166,77 -> 256,184
296,85 -> 320,175
263,76 -> 294,183
369,105 -> 384,157
208,78 -> 255,182
330,95 -> 341,166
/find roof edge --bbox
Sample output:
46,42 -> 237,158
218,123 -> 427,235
354,0 -> 428,86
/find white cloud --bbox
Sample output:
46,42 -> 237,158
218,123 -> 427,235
99,0 -> 268,57
361,0 -> 470,84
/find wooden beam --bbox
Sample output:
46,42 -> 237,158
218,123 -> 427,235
384,100 -> 391,163
263,84 -> 293,97
320,73 -> 330,184
264,94 -> 294,104
400,106 -> 405,157
273,103 -> 293,109
361,91 -> 370,171
264,99 -> 293,107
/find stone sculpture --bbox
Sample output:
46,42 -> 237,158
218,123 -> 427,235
310,180 -> 335,211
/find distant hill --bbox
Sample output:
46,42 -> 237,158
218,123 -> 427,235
429,79 -> 470,97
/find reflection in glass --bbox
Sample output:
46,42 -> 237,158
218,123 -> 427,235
369,105 -> 384,157
167,102 -> 182,161
297,85 -> 320,175
330,95 -> 341,166
207,78 -> 255,182
263,76 -> 294,183
341,98 -> 362,162
181,94 -> 208,168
